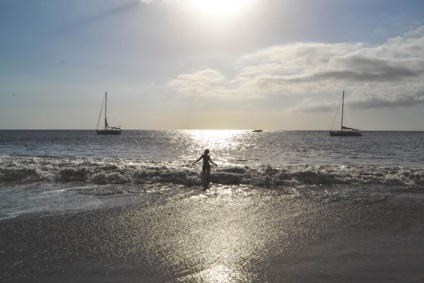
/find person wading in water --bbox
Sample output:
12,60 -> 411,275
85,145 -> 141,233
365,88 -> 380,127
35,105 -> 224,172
193,149 -> 217,177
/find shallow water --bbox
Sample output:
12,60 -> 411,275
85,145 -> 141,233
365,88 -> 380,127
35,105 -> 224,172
0,130 -> 423,219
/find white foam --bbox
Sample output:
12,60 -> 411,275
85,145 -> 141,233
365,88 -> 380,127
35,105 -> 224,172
1,156 -> 423,190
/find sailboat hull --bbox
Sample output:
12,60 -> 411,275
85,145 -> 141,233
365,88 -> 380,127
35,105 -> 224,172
96,129 -> 121,135
330,131 -> 361,137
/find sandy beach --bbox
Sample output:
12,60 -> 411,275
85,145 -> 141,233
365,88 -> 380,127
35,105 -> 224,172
1,188 -> 424,283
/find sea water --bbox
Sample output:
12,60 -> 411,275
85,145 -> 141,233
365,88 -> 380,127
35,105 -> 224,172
0,130 -> 423,219
1,130 -> 424,282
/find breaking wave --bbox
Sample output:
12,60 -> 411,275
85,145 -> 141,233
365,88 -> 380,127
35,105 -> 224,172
1,156 -> 423,189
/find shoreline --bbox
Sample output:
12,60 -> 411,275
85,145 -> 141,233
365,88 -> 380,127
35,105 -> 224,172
2,191 -> 424,282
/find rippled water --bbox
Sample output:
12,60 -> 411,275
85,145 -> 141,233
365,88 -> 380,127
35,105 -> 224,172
1,130 -> 423,167
0,130 -> 423,219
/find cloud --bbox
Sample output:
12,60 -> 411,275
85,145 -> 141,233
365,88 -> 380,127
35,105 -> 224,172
290,90 -> 424,113
350,91 -> 424,109
169,26 -> 424,111
170,69 -> 225,98
170,69 -> 263,99
237,33 -> 424,90
288,98 -> 336,113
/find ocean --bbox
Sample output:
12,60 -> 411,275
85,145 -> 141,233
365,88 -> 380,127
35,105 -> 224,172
1,130 -> 424,282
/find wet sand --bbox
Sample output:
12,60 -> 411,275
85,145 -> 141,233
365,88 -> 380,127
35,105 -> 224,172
1,189 -> 424,282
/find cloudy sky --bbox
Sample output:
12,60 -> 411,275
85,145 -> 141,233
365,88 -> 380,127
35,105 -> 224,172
1,0 -> 424,130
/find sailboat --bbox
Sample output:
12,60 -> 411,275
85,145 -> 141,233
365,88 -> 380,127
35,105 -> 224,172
330,91 -> 361,136
96,92 -> 121,135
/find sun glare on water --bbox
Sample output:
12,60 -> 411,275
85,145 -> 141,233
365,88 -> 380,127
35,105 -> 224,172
188,130 -> 244,151
188,0 -> 254,21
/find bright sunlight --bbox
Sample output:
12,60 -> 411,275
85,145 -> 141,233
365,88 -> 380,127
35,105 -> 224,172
188,0 -> 254,21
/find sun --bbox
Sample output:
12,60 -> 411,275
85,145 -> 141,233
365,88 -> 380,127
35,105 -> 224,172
188,0 -> 254,21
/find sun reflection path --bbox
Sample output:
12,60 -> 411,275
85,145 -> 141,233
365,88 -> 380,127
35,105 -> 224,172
182,130 -> 250,166
141,192 -> 292,283
181,264 -> 233,283
173,198 -> 261,282
188,130 -> 245,150
119,187 -> 322,283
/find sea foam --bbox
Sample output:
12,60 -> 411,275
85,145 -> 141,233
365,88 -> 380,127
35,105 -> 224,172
1,156 -> 423,190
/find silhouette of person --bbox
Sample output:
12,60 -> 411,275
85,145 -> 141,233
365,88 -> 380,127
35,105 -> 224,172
193,149 -> 217,176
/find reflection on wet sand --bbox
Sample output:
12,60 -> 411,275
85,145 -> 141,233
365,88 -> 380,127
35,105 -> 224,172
123,188 -> 319,282
3,186 -> 423,282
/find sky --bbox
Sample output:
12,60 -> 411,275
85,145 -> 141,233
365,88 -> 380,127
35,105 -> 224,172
1,0 -> 424,130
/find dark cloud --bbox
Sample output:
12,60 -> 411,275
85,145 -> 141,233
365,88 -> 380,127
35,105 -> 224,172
351,91 -> 424,109
290,91 -> 424,113
316,57 -> 424,82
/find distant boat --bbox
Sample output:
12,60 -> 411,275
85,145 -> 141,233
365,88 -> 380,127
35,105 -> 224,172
330,91 -> 361,137
252,129 -> 263,132
96,92 -> 121,135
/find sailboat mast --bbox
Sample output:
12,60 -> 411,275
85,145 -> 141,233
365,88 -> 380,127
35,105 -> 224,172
341,90 -> 345,131
104,92 -> 107,130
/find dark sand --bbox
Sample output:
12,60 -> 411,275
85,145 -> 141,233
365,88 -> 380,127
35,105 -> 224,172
1,190 -> 424,282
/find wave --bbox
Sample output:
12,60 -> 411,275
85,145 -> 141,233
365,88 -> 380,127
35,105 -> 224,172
1,156 -> 423,189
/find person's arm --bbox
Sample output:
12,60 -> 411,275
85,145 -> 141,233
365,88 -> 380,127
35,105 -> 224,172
209,157 -> 218,166
193,156 -> 202,165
